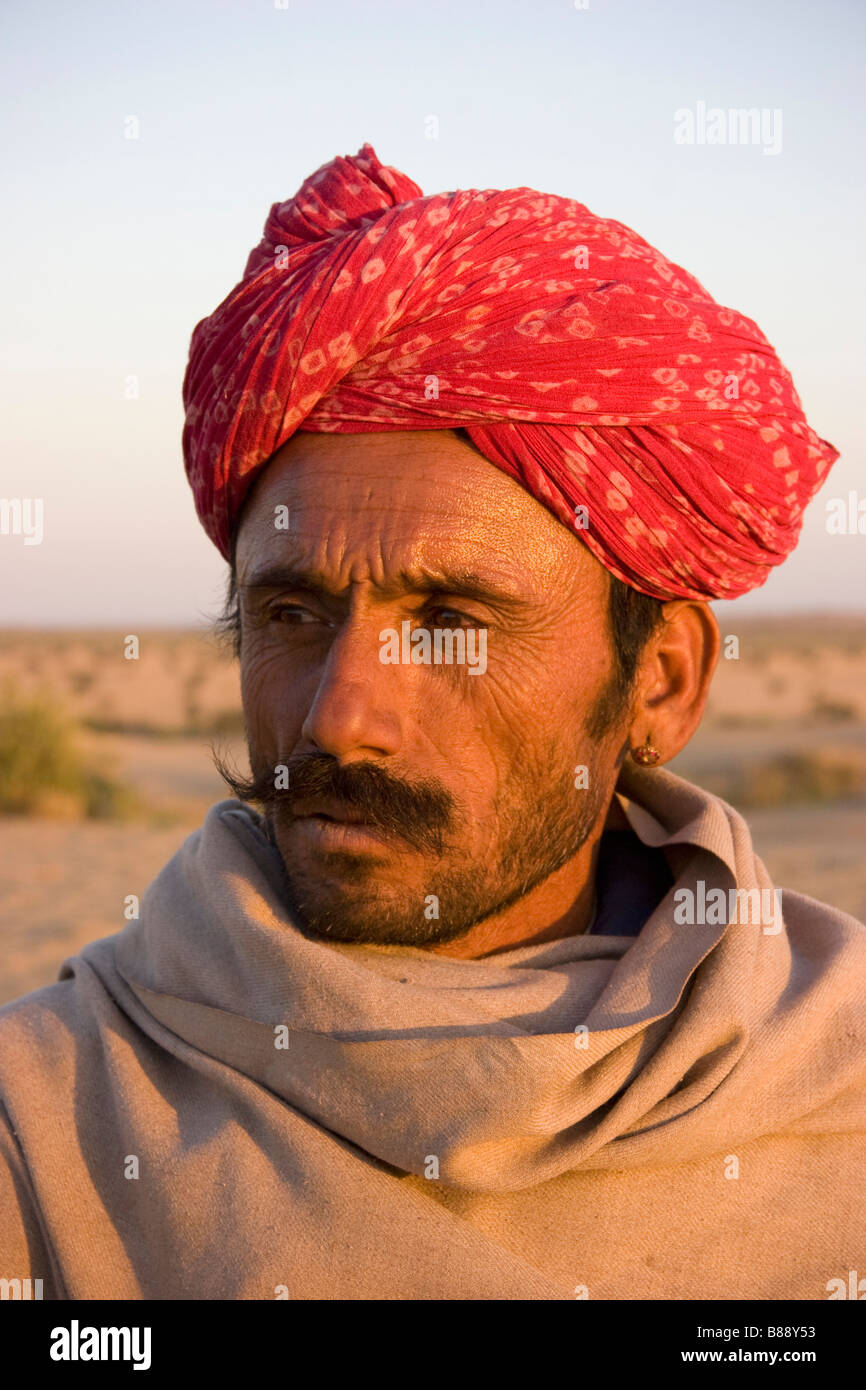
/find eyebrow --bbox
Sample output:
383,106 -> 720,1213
240,563 -> 527,609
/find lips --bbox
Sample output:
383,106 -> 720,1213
290,810 -> 395,855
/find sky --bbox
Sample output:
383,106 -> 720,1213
0,0 -> 864,626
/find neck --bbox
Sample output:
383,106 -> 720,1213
426,794 -> 628,959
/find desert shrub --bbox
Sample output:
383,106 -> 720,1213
809,697 -> 858,723
202,709 -> 246,737
0,683 -> 139,819
717,751 -> 866,809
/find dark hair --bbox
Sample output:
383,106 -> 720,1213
605,569 -> 664,708
214,531 -> 663,706
214,534 -> 242,659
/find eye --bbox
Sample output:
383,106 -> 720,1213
425,605 -> 481,629
269,603 -> 321,626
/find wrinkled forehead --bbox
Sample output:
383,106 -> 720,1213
234,430 -> 602,604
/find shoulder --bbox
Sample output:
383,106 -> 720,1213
0,977 -> 85,1053
778,882 -> 866,988
0,939 -> 135,1095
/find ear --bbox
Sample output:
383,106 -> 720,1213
628,601 -> 720,763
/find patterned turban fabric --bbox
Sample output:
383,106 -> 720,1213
182,143 -> 838,601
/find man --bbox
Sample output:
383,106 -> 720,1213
0,145 -> 863,1301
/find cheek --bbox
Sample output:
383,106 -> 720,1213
478,625 -> 613,743
441,669 -> 570,810
240,647 -> 305,749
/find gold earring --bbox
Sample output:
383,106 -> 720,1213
630,733 -> 661,766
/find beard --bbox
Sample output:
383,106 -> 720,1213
213,724 -> 617,949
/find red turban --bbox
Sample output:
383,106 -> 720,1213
182,143 -> 838,600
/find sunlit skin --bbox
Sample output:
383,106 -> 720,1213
233,429 -> 719,957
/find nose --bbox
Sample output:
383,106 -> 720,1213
299,617 -> 404,761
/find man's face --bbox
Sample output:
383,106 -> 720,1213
234,429 -> 633,948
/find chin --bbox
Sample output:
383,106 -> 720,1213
280,865 -> 426,943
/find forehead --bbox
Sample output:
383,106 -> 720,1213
235,429 -> 598,600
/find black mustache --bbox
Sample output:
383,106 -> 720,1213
212,749 -> 454,855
